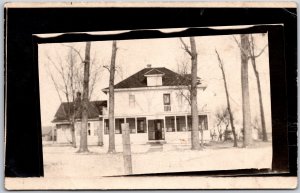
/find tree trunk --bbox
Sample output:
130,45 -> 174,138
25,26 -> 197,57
108,41 -> 117,153
200,129 -> 204,147
240,34 -> 252,147
251,57 -> 268,141
190,37 -> 201,150
215,50 -> 238,147
78,42 -> 91,153
70,117 -> 76,148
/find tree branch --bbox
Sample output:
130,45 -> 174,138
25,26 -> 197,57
232,35 -> 250,59
179,37 -> 192,56
254,44 -> 268,58
103,65 -> 111,72
61,44 -> 85,62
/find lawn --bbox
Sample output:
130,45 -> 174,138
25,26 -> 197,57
42,140 -> 272,177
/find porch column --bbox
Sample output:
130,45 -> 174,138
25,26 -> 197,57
103,118 -> 105,134
163,116 -> 166,131
185,115 -> 188,131
174,116 -> 177,132
206,114 -> 210,131
135,117 -> 137,134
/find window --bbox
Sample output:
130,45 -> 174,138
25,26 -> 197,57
104,119 -> 109,134
129,94 -> 135,107
126,118 -> 136,134
87,122 -> 91,136
187,116 -> 192,131
165,116 -> 175,132
176,116 -> 186,131
199,115 -> 208,131
137,117 -> 147,133
186,115 -> 208,131
163,94 -> 171,111
115,118 -> 125,134
163,94 -> 170,105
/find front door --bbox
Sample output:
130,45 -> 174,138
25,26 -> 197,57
148,119 -> 164,140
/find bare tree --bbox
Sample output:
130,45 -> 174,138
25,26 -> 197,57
233,34 -> 268,145
215,50 -> 238,147
252,116 -> 263,140
77,42 -> 91,153
45,47 -> 83,148
215,107 -> 229,141
239,34 -> 252,147
179,37 -> 201,150
175,61 -> 204,146
249,35 -> 268,141
46,43 -> 102,150
106,41 -> 118,153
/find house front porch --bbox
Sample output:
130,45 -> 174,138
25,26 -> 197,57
101,112 -> 211,145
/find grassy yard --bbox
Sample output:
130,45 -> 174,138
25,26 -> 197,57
42,140 -> 272,177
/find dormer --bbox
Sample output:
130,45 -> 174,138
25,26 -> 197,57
144,66 -> 165,87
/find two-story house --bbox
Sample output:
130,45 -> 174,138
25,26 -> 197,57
101,65 -> 211,145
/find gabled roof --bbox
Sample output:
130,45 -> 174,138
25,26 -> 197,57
103,67 -> 201,91
52,100 -> 107,123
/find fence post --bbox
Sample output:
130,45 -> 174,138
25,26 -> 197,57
121,123 -> 133,175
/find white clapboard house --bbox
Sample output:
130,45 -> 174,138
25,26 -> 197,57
52,100 -> 107,144
52,65 -> 211,145
101,65 -> 210,145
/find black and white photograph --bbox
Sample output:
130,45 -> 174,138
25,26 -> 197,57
38,30 -> 273,177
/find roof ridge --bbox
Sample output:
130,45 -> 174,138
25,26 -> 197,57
144,68 -> 165,75
101,66 -> 198,90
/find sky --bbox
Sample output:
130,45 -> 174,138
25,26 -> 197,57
38,32 -> 271,131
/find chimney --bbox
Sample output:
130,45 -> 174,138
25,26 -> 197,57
74,91 -> 82,109
147,64 -> 152,68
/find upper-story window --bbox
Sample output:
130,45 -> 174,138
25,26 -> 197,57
129,94 -> 135,107
163,93 -> 171,111
88,122 -> 91,136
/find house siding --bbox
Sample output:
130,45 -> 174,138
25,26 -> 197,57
56,120 -> 101,145
111,87 -> 206,116
100,86 -> 211,145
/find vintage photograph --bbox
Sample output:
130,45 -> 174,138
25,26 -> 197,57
38,30 -> 273,177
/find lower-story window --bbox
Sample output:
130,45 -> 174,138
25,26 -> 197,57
176,116 -> 186,131
115,118 -> 125,134
187,115 -> 192,131
165,116 -> 175,132
186,115 -> 209,131
137,117 -> 147,133
104,119 -> 109,134
199,115 -> 208,131
126,118 -> 136,134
